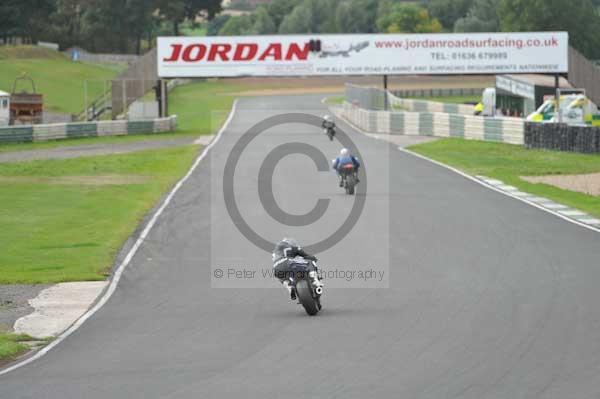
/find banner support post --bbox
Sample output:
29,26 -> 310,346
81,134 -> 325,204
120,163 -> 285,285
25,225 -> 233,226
162,79 -> 168,117
383,74 -> 388,110
554,74 -> 561,123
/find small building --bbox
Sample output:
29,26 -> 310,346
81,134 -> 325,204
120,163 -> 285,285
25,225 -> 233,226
10,75 -> 44,125
0,90 -> 9,126
495,74 -> 572,117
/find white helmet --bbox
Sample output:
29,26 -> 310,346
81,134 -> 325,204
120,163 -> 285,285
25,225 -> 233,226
340,148 -> 350,156
281,237 -> 298,247
323,115 -> 331,121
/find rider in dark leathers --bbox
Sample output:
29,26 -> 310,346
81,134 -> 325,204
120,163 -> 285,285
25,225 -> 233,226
272,238 -> 321,300
322,115 -> 336,138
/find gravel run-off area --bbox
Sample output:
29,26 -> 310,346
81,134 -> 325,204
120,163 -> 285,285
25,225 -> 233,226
522,173 -> 600,196
0,285 -> 50,332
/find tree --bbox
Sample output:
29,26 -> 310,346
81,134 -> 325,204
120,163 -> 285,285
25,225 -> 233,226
0,0 -> 21,44
277,0 -> 341,34
126,0 -> 156,54
207,14 -> 231,35
278,2 -> 313,33
376,0 -> 399,21
155,0 -> 222,36
185,0 -> 222,21
48,0 -> 86,49
454,0 -> 500,32
228,0 -> 255,11
335,0 -> 378,33
427,0 -> 474,31
498,0 -> 600,59
82,0 -> 131,52
155,0 -> 186,36
378,4 -> 442,33
249,6 -> 276,34
312,0 -> 339,33
219,14 -> 254,35
267,0 -> 302,28
13,0 -> 56,43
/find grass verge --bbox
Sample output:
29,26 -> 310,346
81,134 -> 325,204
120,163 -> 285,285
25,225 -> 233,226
408,138 -> 600,219
0,332 -> 31,362
0,131 -> 193,154
0,145 -> 199,284
323,95 -> 344,105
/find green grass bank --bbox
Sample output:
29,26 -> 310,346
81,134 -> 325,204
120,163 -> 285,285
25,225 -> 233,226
0,46 -> 119,115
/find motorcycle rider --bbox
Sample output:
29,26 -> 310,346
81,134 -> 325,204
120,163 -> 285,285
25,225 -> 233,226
332,148 -> 361,187
272,238 -> 322,300
322,115 -> 336,137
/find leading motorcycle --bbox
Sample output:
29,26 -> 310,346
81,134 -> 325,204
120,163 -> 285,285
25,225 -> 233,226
324,126 -> 335,141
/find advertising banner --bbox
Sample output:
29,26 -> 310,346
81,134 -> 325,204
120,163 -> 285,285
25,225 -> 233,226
496,75 -> 536,99
158,32 -> 568,78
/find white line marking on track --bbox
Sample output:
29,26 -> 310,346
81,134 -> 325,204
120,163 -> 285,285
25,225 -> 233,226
397,146 -> 600,235
577,218 -> 600,225
559,210 -> 587,217
482,178 -> 503,185
542,203 -> 569,210
0,100 -> 239,377
526,196 -> 553,203
497,185 -> 518,192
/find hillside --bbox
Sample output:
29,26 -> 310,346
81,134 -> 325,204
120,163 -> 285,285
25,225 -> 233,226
0,46 -> 118,115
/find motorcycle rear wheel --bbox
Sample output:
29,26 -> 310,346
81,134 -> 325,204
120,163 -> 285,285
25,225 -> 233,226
345,175 -> 356,195
296,280 -> 320,315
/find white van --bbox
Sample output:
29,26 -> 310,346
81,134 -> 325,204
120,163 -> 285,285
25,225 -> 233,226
0,90 -> 10,126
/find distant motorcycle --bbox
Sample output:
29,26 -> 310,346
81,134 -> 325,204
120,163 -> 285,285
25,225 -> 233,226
324,126 -> 335,141
288,259 -> 323,316
340,164 -> 358,195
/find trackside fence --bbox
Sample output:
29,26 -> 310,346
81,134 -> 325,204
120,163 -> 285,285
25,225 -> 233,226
524,122 -> 600,153
388,93 -> 475,115
345,84 -> 387,110
391,87 -> 483,98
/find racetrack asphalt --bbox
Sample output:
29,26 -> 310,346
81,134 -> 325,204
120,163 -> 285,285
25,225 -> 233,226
1,94 -> 600,398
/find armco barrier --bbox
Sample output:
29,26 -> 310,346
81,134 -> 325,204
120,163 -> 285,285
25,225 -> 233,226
339,102 -> 524,145
0,126 -> 34,143
0,116 -> 177,144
